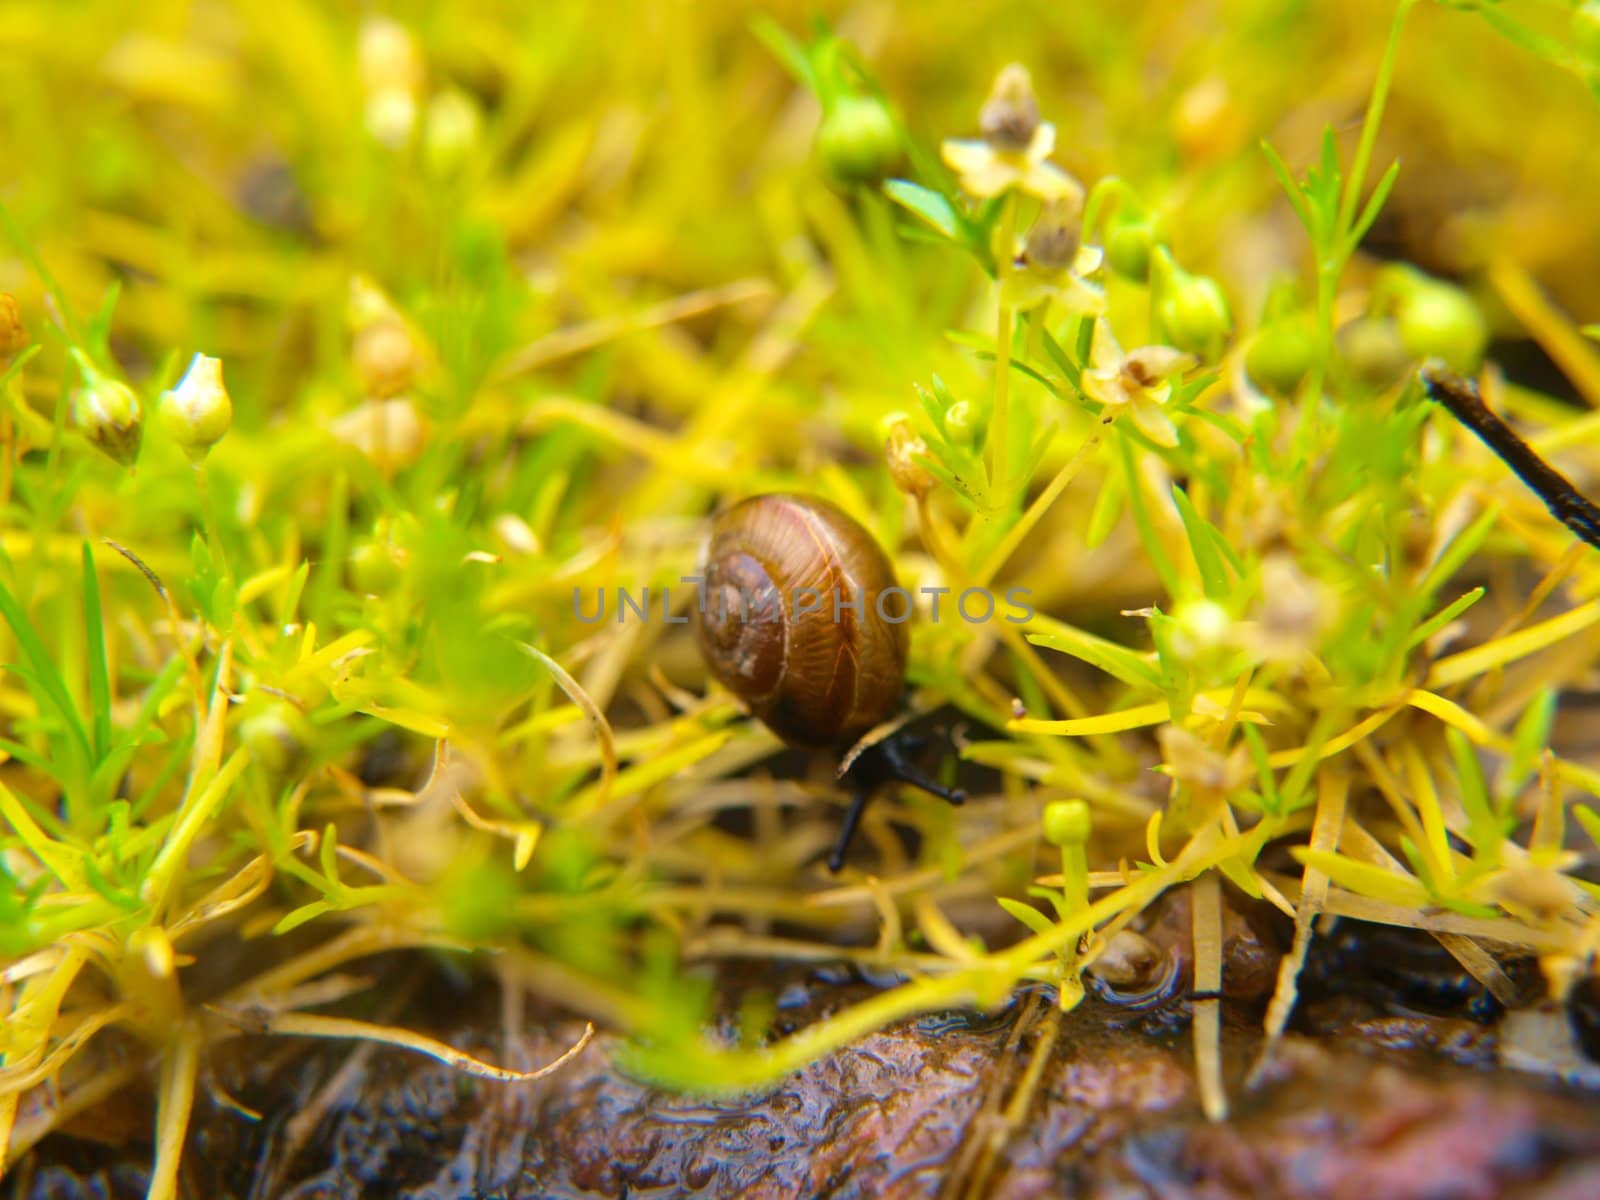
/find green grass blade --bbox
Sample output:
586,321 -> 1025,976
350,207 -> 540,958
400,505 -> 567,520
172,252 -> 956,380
883,180 -> 962,243
1405,586 -> 1485,649
82,542 -> 112,763
1171,485 -> 1233,601
1117,435 -> 1179,597
0,575 -> 92,763
1025,615 -> 1164,690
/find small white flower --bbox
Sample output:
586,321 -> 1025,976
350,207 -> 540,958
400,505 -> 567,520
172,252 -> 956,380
358,17 -> 422,96
1080,320 -> 1194,447
1004,198 -> 1106,315
424,89 -> 482,175
941,63 -> 1082,201
365,88 -> 418,149
358,18 -> 423,148
942,123 -> 1083,202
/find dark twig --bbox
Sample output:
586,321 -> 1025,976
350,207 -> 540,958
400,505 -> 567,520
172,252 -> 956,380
1419,361 -> 1600,552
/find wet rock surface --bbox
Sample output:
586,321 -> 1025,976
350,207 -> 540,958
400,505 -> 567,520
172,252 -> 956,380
12,913 -> 1600,1199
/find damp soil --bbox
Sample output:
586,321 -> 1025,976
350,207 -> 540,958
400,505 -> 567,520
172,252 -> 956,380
12,894 -> 1600,1200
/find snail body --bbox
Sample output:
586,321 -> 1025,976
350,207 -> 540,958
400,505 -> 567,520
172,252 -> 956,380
694,493 -> 963,871
696,493 -> 907,748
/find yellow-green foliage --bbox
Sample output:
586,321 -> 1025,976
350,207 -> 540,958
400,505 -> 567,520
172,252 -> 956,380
4,0 -> 1600,1188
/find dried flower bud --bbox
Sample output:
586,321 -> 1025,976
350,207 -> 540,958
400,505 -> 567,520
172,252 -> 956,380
885,418 -> 934,499
980,64 -> 1039,152
1042,798 -> 1091,847
816,93 -> 901,186
1491,864 -> 1575,926
1157,725 -> 1251,795
159,352 -> 232,459
1253,553 -> 1334,662
1023,197 -> 1083,273
354,318 -> 419,398
330,397 -> 425,472
70,350 -> 143,466
0,293 -> 28,361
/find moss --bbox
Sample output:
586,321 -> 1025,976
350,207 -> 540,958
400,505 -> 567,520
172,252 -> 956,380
3,0 -> 1600,1184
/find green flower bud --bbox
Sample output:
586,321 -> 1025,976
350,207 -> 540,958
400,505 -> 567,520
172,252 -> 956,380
424,88 -> 482,177
1244,314 -> 1317,395
1337,316 -> 1410,388
1158,270 -> 1231,361
1574,2 -> 1600,70
0,293 -> 28,361
816,93 -> 900,186
1042,799 -> 1091,847
70,350 -> 143,466
159,353 -> 232,460
239,700 -> 308,775
1104,212 -> 1163,282
347,274 -> 393,330
1393,276 -> 1487,373
351,536 -> 404,593
1170,597 -> 1233,662
943,399 -> 982,446
1258,274 -> 1304,323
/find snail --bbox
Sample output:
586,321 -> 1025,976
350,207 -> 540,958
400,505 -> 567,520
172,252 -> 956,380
695,493 -> 964,870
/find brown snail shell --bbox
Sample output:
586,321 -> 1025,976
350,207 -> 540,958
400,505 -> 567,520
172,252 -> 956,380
695,493 -> 908,748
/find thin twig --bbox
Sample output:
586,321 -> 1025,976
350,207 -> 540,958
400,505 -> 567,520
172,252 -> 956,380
1420,362 -> 1600,551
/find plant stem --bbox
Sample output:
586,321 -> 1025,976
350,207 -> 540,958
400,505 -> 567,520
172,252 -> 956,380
976,412 -> 1115,587
148,1018 -> 201,1200
1080,175 -> 1138,246
990,192 -> 1018,498
196,462 -> 233,588
1338,0 -> 1417,238
1300,0 -> 1415,472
